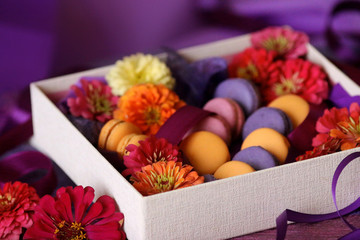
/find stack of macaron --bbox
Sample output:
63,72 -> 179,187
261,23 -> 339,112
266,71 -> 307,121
180,78 -> 311,180
98,119 -> 148,158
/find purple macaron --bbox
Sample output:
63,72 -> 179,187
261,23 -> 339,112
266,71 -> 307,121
214,78 -> 261,116
242,107 -> 293,140
232,146 -> 278,170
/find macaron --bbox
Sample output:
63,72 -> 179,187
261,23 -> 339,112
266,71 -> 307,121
98,119 -> 142,152
116,133 -> 148,158
242,107 -> 293,139
268,94 -> 310,128
232,146 -> 278,170
188,115 -> 232,145
214,161 -> 255,179
180,131 -> 230,175
214,78 -> 261,116
203,97 -> 245,139
241,128 -> 290,164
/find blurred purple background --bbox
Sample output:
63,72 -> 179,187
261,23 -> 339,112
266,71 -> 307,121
1,1 -> 360,239
1,0 -> 360,96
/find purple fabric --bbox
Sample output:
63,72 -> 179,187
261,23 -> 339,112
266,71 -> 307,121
330,83 -> 360,108
287,103 -> 327,153
3,0 -> 360,98
0,151 -> 57,197
156,105 -> 213,145
0,90 -> 33,155
276,151 -> 360,240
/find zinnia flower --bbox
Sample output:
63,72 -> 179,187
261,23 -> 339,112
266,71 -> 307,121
312,103 -> 360,151
228,47 -> 276,84
251,26 -> 309,59
296,137 -> 341,161
0,181 -> 39,240
131,161 -> 204,196
313,106 -> 349,146
113,84 -> 186,135
24,186 -> 126,240
123,135 -> 183,176
106,53 -> 175,96
67,79 -> 119,122
262,59 -> 328,104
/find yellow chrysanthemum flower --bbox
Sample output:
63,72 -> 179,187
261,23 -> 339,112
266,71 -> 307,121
106,53 -> 175,96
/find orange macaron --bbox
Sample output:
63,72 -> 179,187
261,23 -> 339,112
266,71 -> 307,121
98,119 -> 142,152
180,131 -> 230,175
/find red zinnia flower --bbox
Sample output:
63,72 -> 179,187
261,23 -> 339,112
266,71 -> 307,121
0,182 -> 39,240
263,58 -> 328,104
228,47 -> 276,84
24,186 -> 126,240
67,79 -> 119,122
296,137 -> 341,161
131,161 -> 204,196
313,106 -> 349,147
312,103 -> 360,151
123,135 -> 182,176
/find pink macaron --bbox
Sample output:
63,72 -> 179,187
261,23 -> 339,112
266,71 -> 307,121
186,115 -> 232,145
203,97 -> 245,140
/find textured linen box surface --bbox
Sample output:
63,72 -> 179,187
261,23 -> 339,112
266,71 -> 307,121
31,35 -> 360,240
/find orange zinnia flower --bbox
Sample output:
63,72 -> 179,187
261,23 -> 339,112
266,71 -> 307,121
113,84 -> 185,135
131,161 -> 204,196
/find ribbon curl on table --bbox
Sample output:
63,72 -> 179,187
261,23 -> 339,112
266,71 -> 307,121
276,151 -> 360,240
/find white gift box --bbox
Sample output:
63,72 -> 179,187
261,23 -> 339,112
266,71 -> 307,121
30,34 -> 360,240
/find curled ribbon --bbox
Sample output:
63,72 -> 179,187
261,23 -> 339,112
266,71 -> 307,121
0,151 -> 57,197
276,151 -> 360,240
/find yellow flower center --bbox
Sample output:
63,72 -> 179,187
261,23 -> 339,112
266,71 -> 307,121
154,174 -> 175,192
236,62 -> 258,80
262,36 -> 290,54
53,221 -> 87,240
145,107 -> 161,125
0,193 -> 15,212
273,72 -> 303,96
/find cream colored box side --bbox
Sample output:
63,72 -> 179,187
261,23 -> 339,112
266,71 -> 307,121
30,83 -> 146,240
143,149 -> 360,240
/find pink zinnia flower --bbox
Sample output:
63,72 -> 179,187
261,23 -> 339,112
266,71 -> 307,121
67,79 -> 119,122
131,161 -> 204,196
251,26 -> 309,59
24,186 -> 126,240
0,181 -> 39,240
123,135 -> 183,176
263,58 -> 328,104
228,47 -> 276,84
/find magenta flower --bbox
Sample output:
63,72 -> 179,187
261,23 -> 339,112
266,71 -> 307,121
0,182 -> 39,239
263,58 -> 328,104
67,79 -> 119,122
24,186 -> 126,240
251,26 -> 309,59
123,135 -> 183,176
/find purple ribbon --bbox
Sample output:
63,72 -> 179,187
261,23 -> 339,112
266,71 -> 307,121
330,83 -> 360,108
276,151 -> 360,240
0,151 -> 57,197
155,105 -> 213,145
